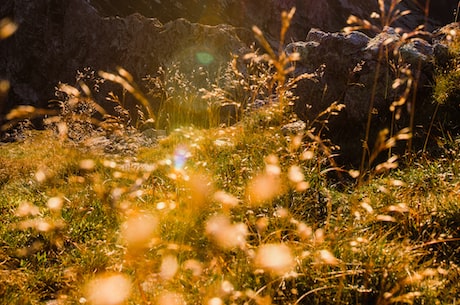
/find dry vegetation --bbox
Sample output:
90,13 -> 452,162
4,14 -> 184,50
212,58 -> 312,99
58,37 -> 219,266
1,2 -> 460,304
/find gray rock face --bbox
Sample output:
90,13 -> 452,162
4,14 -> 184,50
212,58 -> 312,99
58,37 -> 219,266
0,0 -> 458,159
289,24 -> 459,164
1,0 -> 456,120
0,0 -> 246,123
89,1 -> 458,42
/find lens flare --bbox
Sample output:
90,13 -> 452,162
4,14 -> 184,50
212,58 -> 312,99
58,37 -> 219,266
196,52 -> 214,65
173,145 -> 190,171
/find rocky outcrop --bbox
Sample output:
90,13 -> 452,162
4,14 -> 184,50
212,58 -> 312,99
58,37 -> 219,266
1,0 -> 456,121
1,0 -> 458,160
288,24 -> 459,164
90,0 -> 458,42
0,0 -> 246,125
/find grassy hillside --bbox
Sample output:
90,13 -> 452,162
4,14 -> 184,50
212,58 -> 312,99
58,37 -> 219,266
1,103 -> 460,304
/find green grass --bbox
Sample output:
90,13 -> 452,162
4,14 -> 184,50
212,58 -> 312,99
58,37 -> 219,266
1,106 -> 460,304
433,36 -> 460,111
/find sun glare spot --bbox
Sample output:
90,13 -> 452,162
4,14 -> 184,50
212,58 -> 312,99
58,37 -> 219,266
173,145 -> 190,171
196,52 -> 215,65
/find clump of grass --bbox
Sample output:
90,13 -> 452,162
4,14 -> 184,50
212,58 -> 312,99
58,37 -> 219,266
40,70 -> 156,156
433,25 -> 460,105
343,0 -> 443,183
2,95 -> 460,304
200,48 -> 275,126
142,63 -> 219,130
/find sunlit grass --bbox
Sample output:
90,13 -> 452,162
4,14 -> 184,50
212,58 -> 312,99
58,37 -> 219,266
1,5 -> 460,305
1,112 -> 459,304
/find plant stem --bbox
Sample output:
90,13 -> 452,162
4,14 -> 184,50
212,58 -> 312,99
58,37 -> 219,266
359,47 -> 384,185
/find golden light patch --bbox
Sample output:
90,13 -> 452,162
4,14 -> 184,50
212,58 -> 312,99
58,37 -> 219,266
205,214 -> 247,250
246,173 -> 283,206
120,212 -> 158,251
255,243 -> 295,276
0,18 -> 17,39
85,273 -> 131,305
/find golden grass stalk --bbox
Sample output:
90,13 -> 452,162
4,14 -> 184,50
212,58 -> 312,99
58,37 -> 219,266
99,68 -> 155,121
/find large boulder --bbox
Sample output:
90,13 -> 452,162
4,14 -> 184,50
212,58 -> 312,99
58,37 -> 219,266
288,24 -> 459,165
0,0 -> 246,125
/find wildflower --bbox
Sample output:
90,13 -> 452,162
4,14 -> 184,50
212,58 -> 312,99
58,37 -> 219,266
208,297 -> 223,305
317,249 -> 339,266
0,18 -> 17,39
288,165 -> 304,183
15,202 -> 40,217
183,259 -> 203,277
47,197 -> 63,211
246,173 -> 282,205
213,191 -> 239,210
80,159 -> 96,170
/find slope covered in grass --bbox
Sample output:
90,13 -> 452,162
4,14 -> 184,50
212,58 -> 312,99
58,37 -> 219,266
1,106 -> 459,304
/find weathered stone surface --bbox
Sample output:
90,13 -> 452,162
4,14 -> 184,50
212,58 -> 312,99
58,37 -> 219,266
288,24 -> 460,164
1,0 -> 458,158
1,0 -> 456,121
0,0 -> 246,126
89,1 -> 458,42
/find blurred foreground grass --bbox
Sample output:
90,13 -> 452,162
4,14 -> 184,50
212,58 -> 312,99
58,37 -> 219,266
1,111 -> 459,304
